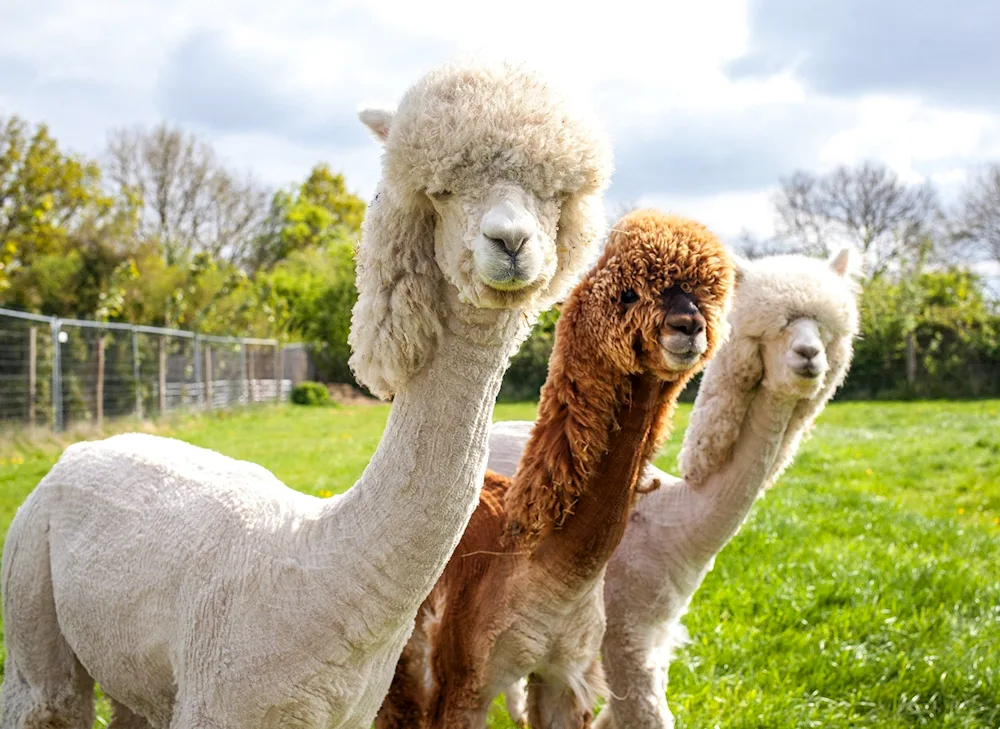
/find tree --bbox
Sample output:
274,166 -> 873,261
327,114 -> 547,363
848,266 -> 1000,398
105,122 -> 270,267
773,161 -> 939,278
258,236 -> 360,381
954,163 -> 1000,267
248,164 -> 366,272
733,228 -> 804,259
0,114 -> 140,315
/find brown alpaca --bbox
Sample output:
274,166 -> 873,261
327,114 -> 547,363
375,210 -> 735,729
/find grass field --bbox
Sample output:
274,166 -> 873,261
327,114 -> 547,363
1,400 -> 998,728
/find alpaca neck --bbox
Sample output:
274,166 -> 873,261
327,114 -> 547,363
310,301 -> 525,644
671,386 -> 799,565
532,372 -> 670,585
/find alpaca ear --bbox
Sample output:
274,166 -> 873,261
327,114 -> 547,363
728,249 -> 753,287
828,247 -> 860,279
347,187 -> 443,400
358,107 -> 395,144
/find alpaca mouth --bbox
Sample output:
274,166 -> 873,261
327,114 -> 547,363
794,363 -> 823,379
661,345 -> 704,372
477,254 -> 535,292
481,269 -> 532,292
660,333 -> 707,372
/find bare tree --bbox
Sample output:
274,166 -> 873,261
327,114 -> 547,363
105,123 -> 269,267
733,228 -> 805,260
773,161 -> 939,278
954,163 -> 1000,267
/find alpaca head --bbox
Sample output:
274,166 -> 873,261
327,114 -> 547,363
560,210 -> 735,384
679,247 -> 863,488
349,57 -> 613,399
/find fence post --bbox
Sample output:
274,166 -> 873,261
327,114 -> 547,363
132,328 -> 142,418
204,346 -> 213,409
96,334 -> 105,428
158,336 -> 167,415
28,326 -> 37,427
274,342 -> 281,403
193,335 -> 203,409
240,342 -> 248,405
248,346 -> 256,403
51,318 -> 62,431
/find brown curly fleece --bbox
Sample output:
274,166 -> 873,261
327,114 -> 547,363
504,209 -> 734,546
375,210 -> 734,729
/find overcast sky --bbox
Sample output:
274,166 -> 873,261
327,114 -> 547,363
3,0 -> 999,245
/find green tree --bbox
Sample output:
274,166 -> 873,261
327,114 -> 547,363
249,164 -> 365,272
259,236 -> 359,381
0,114 -> 140,316
847,267 -> 1000,398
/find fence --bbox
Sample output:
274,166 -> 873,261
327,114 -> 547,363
0,307 -> 296,431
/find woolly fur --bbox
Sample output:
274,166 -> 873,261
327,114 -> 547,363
348,58 -> 613,400
679,250 -> 862,488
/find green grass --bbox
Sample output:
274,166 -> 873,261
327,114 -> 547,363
1,400 -> 998,727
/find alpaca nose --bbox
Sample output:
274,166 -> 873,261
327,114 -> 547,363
794,343 -> 821,360
481,202 -> 536,255
665,312 -> 706,337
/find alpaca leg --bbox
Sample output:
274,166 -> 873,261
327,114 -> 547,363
0,507 -> 95,729
375,638 -> 428,729
525,672 -> 595,729
596,635 -> 672,729
424,672 -> 490,729
0,647 -> 95,729
503,680 -> 528,727
108,700 -> 152,729
425,685 -> 490,729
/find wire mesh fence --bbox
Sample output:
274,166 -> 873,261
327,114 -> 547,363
0,307 -> 294,431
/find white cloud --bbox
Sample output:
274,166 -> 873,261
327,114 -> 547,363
638,188 -> 778,242
1,0 -> 998,244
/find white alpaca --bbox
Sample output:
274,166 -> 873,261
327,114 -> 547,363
0,58 -> 612,729
489,249 -> 862,728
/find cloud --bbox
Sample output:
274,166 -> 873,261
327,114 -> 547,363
729,0 -> 1000,112
3,0 -> 999,244
606,99 -> 854,201
154,10 -> 459,149
155,31 -> 362,147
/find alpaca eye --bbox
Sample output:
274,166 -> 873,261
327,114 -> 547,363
621,289 -> 639,305
429,189 -> 453,201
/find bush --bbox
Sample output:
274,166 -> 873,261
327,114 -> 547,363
291,381 -> 331,406
499,307 -> 559,401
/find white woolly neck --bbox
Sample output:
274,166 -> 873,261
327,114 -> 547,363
298,297 -> 528,648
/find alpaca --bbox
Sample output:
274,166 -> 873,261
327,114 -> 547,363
488,248 -> 863,729
0,58 -> 612,729
375,210 -> 736,729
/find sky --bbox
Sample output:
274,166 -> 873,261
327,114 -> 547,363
2,0 -> 999,249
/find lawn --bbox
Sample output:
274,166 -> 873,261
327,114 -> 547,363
1,400 -> 998,728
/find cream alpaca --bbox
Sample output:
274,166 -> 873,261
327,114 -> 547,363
490,249 -> 862,728
0,58 -> 612,729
